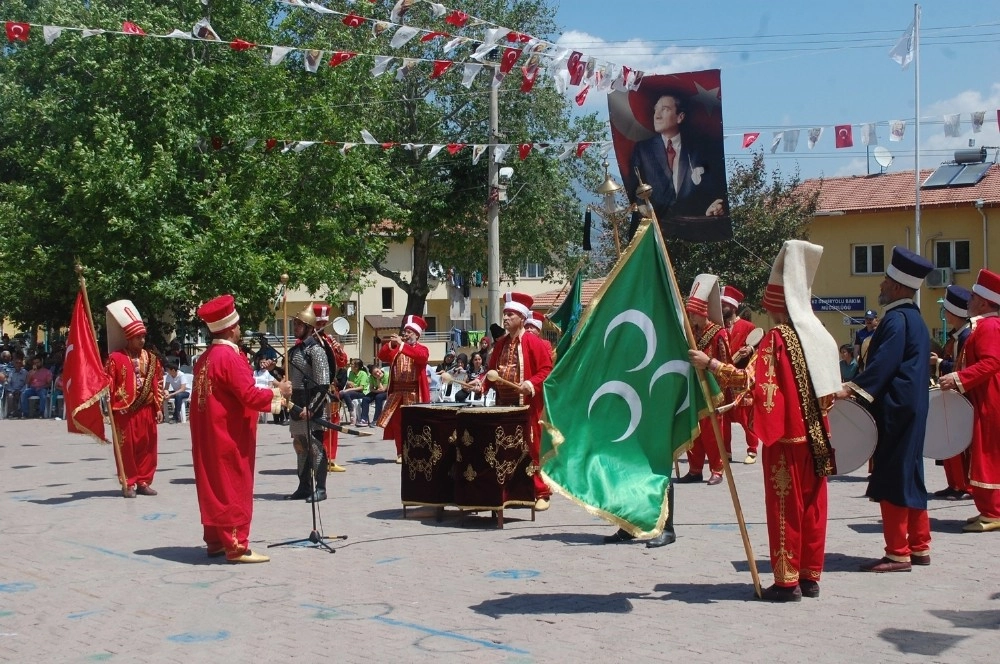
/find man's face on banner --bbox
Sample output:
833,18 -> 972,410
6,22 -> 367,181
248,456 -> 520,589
652,95 -> 684,136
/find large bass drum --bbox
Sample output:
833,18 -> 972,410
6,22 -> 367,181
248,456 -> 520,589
828,399 -> 878,474
923,389 -> 974,460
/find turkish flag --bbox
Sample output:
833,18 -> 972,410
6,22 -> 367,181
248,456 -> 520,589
265,138 -> 278,152
742,132 -> 760,148
520,66 -> 539,93
574,85 -> 590,107
121,21 -> 146,36
230,39 -> 255,51
421,31 -> 448,42
431,60 -> 454,79
519,144 -> 533,160
342,14 -> 364,29
835,124 -> 854,148
576,142 -> 593,158
446,143 -> 465,155
5,21 -> 30,42
445,11 -> 469,27
500,48 -> 521,74
567,51 -> 585,85
64,291 -> 110,443
329,52 -> 357,67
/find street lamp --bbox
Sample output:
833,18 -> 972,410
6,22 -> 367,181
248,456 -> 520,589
588,162 -> 635,259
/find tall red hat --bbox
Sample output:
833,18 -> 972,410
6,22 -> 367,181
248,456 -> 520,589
198,294 -> 240,333
721,285 -> 744,308
503,292 -> 533,319
973,268 -> 1000,305
312,303 -> 331,324
403,314 -> 426,337
526,311 -> 545,330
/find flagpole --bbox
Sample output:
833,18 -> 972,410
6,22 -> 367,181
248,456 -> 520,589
635,186 -> 764,599
913,3 -> 922,307
74,262 -> 128,493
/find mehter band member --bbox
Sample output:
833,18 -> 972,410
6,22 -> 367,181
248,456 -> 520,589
105,299 -> 163,498
377,315 -> 430,463
190,294 -> 290,563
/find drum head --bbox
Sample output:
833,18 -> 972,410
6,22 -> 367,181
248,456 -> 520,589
828,399 -> 878,474
746,328 -> 764,348
923,390 -> 974,460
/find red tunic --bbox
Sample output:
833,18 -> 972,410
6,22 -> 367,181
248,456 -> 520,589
687,323 -> 731,474
956,314 -> 1000,493
377,341 -> 430,451
105,349 -> 163,486
190,340 -> 280,528
318,333 -> 349,460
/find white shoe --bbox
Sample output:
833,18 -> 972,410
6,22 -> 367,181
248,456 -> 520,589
534,498 -> 550,511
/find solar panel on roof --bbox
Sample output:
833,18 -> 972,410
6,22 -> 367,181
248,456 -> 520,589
922,164 -> 964,188
950,162 -> 991,186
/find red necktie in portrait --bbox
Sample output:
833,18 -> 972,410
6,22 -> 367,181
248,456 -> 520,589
666,141 -> 676,172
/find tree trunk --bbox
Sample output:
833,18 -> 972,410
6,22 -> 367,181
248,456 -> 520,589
404,229 -> 433,317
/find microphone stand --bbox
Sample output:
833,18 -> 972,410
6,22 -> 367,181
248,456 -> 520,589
269,355 -> 345,554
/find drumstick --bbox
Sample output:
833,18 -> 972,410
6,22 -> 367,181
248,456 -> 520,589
485,369 -> 521,391
440,371 -> 479,391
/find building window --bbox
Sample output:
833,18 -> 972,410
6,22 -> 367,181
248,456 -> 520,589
520,262 -> 545,279
853,244 -> 885,275
934,240 -> 971,272
381,287 -> 393,311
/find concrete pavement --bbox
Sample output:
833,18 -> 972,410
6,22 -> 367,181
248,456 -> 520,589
1,418 -> 996,662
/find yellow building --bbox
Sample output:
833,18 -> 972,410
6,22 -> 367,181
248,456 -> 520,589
802,157 -> 999,347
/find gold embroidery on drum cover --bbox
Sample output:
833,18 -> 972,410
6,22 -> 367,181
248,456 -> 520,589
483,424 -> 528,485
404,424 -> 443,481
463,464 -> 477,482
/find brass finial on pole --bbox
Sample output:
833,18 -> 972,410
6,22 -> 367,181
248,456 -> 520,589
635,179 -> 764,600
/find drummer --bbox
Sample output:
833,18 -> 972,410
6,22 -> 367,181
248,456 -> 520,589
939,269 -> 1000,533
483,293 -> 553,511
930,285 -> 973,500
837,246 -> 934,572
690,241 -> 841,602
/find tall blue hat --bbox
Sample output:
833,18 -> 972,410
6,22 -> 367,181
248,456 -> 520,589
943,285 -> 972,318
886,246 -> 934,289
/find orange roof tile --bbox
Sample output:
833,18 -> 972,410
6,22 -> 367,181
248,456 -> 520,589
801,163 -> 1000,215
532,278 -> 606,312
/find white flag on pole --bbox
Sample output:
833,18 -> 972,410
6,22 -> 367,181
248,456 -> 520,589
889,21 -> 915,69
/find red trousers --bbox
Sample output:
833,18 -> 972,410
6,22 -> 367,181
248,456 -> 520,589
529,420 -> 551,499
687,414 -> 728,475
323,406 -> 340,461
763,443 -> 828,587
115,407 -> 158,487
203,523 -> 251,560
942,451 -> 970,492
879,502 -> 930,561
972,486 -> 1000,519
730,406 -> 759,455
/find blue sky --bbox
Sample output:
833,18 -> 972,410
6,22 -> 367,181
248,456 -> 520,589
551,0 -> 999,183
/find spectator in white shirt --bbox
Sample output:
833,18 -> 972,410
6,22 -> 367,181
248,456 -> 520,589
162,361 -> 191,423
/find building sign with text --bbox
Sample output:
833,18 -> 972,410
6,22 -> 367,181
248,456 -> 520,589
811,296 -> 865,312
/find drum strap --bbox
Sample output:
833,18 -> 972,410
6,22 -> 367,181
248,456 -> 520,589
777,325 -> 835,478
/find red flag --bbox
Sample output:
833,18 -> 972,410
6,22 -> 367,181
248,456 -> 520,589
265,138 -> 278,152
446,143 -> 465,155
421,31 -> 449,42
574,85 -> 590,107
520,66 -> 539,93
835,124 -> 854,148
506,31 -> 530,43
343,14 -> 364,29
445,11 -> 469,27
576,142 -> 593,158
742,132 -> 760,148
567,51 -> 585,85
5,21 -> 30,42
519,143 -> 533,160
230,39 -> 255,51
121,21 -> 146,36
431,60 -> 454,79
500,48 -> 521,74
329,51 -> 357,67
64,291 -> 109,443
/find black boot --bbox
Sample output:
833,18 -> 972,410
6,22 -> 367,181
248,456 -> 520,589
646,484 -> 676,548
284,467 -> 310,500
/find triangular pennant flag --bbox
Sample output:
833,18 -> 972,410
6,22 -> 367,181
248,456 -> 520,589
445,10 -> 470,28
860,123 -> 877,146
304,49 -> 323,73
244,138 -> 258,151
390,0 -> 414,24
426,144 -> 445,160
612,65 -> 631,92
553,69 -> 570,94
500,47 -> 521,74
770,132 -> 782,153
265,138 -> 278,152
835,125 -> 853,148
164,29 -> 190,39
371,56 -> 394,77
471,144 -> 487,165
372,21 -> 392,39
519,143 -> 533,160
270,46 -> 292,65
342,13 -> 365,29
390,26 -> 420,49
192,18 -> 221,41
599,143 -> 612,158
470,42 -> 498,62
428,3 -> 447,18
340,143 -> 356,155
306,2 -> 335,14
889,120 -> 906,142
557,143 -> 575,160
5,22 -> 30,42
446,143 -> 465,155
381,142 -> 396,151
807,127 -> 823,149
567,51 -> 585,86
443,36 -> 468,54
360,130 -> 379,144
82,29 -> 106,38
576,142 -> 592,158
972,111 -> 985,133
421,31 -> 448,43
281,142 -> 297,154
432,60 -> 454,78
575,85 -> 591,106
293,141 -> 317,153
492,69 -> 506,89
462,63 -> 483,87
122,21 -> 146,36
520,66 -> 539,93
783,129 -> 800,152
493,144 -> 511,163
943,114 -> 961,137
329,51 -> 357,67
396,58 -> 418,81
230,39 -> 255,51
742,132 -> 760,148
43,26 -> 63,45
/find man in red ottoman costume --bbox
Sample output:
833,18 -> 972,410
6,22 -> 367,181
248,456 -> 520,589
377,315 -> 430,464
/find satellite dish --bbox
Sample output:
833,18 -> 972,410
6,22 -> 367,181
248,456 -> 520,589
874,146 -> 894,170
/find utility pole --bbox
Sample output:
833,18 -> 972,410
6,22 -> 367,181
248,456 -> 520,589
486,66 -> 501,331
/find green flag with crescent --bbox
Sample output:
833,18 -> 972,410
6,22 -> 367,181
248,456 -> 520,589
550,270 -> 583,363
541,221 -> 715,537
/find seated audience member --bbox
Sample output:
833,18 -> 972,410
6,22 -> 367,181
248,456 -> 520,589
839,344 -> 858,381
20,356 -> 53,418
456,352 -> 486,403
359,365 -> 389,426
340,359 -> 370,424
162,360 -> 192,423
165,340 -> 189,368
4,356 -> 27,418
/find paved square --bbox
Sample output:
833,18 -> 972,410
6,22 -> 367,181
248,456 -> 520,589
1,419 -> 995,662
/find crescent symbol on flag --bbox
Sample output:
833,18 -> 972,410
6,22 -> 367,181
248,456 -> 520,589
604,310 -> 656,372
648,360 -> 691,415
11,25 -> 24,38
838,129 -> 848,140
588,381 -> 642,443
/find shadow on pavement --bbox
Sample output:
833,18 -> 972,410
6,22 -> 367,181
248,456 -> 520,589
730,559 -> 772,574
134,546 -> 227,565
169,478 -> 196,485
878,627 -> 968,656
258,468 -> 297,476
470,592 -> 638,618
512,532 -> 610,545
347,457 -> 397,466
927,608 -> 1000,630
847,522 -> 883,534
929,517 -> 972,532
27,489 -> 124,505
822,552 -> 881,572
829,475 -> 869,483
651,582 -> 753,603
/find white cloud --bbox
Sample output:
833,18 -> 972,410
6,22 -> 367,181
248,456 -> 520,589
832,157 -> 868,178
920,84 -> 1000,160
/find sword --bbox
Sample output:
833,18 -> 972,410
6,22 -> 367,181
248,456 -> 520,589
286,402 -> 373,437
